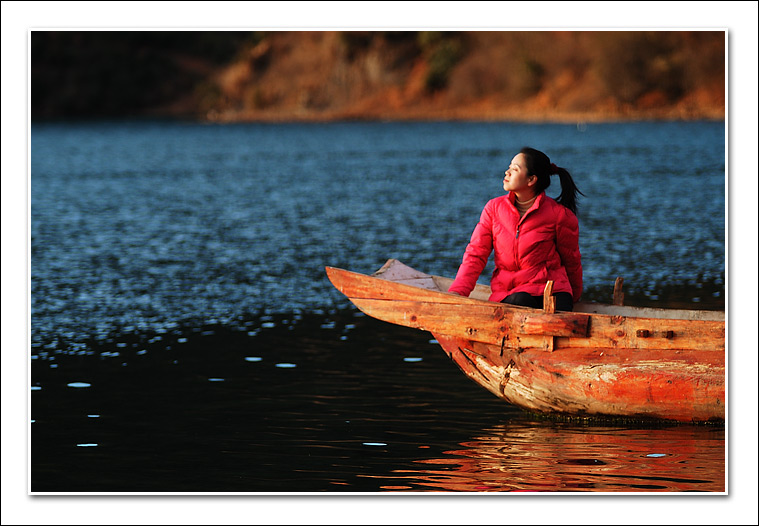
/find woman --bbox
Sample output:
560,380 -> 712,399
448,147 -> 583,311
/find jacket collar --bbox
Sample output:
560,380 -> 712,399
506,191 -> 545,215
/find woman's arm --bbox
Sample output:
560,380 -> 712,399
556,206 -> 583,302
448,202 -> 494,297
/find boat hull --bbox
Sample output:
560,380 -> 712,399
433,334 -> 724,422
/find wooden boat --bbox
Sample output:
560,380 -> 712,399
326,259 -> 725,423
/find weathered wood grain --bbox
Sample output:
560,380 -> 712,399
543,280 -> 556,313
613,276 -> 625,306
434,334 -> 724,422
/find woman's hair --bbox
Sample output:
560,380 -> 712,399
520,147 -> 584,215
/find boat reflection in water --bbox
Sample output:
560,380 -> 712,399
372,422 -> 725,492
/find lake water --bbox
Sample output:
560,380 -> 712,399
30,120 -> 726,494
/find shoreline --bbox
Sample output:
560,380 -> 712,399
139,106 -> 727,125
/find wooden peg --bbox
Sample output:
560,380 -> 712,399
543,280 -> 556,314
613,277 -> 624,306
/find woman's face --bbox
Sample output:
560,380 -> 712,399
503,153 -> 535,194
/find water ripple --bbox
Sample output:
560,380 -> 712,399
31,121 -> 724,350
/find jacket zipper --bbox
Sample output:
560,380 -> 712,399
512,194 -> 538,269
514,222 -> 521,268
514,207 -> 532,267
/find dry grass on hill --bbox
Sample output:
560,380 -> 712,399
31,31 -> 725,122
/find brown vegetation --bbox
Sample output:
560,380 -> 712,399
32,31 -> 725,122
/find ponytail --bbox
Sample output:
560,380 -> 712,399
553,166 -> 583,216
520,147 -> 584,215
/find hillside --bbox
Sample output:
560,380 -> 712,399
31,31 -> 725,122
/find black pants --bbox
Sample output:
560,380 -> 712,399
502,291 -> 574,312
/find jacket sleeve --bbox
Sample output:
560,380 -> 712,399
556,206 -> 583,302
448,202 -> 494,297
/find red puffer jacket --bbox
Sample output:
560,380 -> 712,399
448,192 -> 582,303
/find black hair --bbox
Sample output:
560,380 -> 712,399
520,147 -> 584,215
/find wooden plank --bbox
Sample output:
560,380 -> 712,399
613,277 -> 624,306
557,314 -> 725,352
326,266 -> 490,305
543,280 -> 556,314
516,312 -> 589,337
575,301 -> 724,321
349,298 -> 590,342
349,298 -> 512,344
350,296 -> 722,352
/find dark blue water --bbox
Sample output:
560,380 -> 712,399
30,120 -> 725,493
31,120 -> 724,347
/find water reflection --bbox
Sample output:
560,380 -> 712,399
31,309 -> 726,493
376,423 -> 725,492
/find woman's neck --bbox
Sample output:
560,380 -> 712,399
513,190 -> 537,203
514,192 -> 537,217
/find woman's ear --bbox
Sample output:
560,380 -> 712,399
527,175 -> 538,187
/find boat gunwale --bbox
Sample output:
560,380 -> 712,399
327,259 -> 725,324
